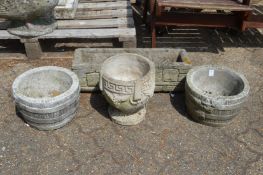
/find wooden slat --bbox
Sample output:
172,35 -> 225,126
155,13 -> 239,28
244,14 -> 263,28
77,1 -> 129,11
80,0 -> 127,2
44,28 -> 136,39
57,18 -> 134,29
75,8 -> 133,19
55,40 -> 114,48
158,0 -> 252,11
0,10 -> 134,29
0,28 -> 136,39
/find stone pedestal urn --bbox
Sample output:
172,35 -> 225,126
100,53 -> 155,125
12,66 -> 80,130
0,0 -> 59,37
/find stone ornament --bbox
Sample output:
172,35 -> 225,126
0,0 -> 59,37
185,65 -> 250,126
100,53 -> 155,125
12,66 -> 80,130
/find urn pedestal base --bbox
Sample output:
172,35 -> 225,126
108,106 -> 146,126
8,17 -> 57,37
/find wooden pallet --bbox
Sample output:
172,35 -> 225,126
0,0 -> 136,59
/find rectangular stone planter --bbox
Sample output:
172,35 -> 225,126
72,48 -> 192,92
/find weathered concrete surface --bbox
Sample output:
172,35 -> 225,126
185,65 -> 250,126
100,53 -> 155,125
0,46 -> 262,174
0,12 -> 263,173
0,0 -> 58,37
73,48 -> 191,92
12,66 -> 80,130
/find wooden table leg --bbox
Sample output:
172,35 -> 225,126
151,22 -> 156,48
143,0 -> 149,23
20,38 -> 42,59
241,11 -> 252,31
150,0 -> 157,48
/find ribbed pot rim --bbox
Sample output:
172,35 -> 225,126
186,65 -> 250,104
12,66 -> 79,105
100,53 -> 155,85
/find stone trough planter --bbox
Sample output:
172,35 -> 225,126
185,65 -> 250,126
73,48 -> 192,92
100,53 -> 155,125
12,66 -> 80,130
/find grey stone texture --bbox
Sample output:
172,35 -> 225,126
55,0 -> 79,19
108,105 -> 146,125
99,53 -> 155,125
0,0 -> 59,37
185,65 -> 250,126
163,69 -> 179,82
58,0 -> 71,5
87,73 -> 100,86
72,48 -> 192,92
12,66 -> 80,130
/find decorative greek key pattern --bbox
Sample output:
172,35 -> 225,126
102,77 -> 134,95
142,75 -> 151,91
142,74 -> 155,95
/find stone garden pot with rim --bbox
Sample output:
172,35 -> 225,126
185,65 -> 250,126
12,66 -> 80,130
100,53 -> 155,125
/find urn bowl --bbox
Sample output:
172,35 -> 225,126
100,53 -> 155,125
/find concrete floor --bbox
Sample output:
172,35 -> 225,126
0,11 -> 263,175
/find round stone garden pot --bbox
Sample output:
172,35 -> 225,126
12,66 -> 80,130
0,0 -> 59,37
100,53 -> 155,125
185,65 -> 250,126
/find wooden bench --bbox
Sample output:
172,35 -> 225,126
157,0 -> 252,11
144,0 -> 256,47
0,0 -> 136,59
